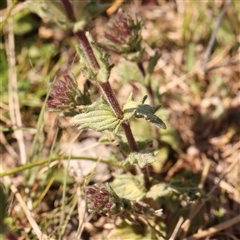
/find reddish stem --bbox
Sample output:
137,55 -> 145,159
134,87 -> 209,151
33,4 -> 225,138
60,0 -> 76,22
100,82 -> 123,119
75,30 -> 99,70
75,31 -> 150,189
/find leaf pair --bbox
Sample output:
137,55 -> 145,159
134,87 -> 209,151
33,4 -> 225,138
71,93 -> 166,133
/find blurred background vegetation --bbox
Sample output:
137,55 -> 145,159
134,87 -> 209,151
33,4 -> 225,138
1,0 -> 240,239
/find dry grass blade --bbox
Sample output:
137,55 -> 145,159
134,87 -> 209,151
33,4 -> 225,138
202,0 -> 233,73
1,166 -> 53,240
5,0 -> 26,165
180,156 -> 240,237
186,215 -> 240,240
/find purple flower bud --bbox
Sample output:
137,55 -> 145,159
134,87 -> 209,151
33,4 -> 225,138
47,74 -> 84,112
85,186 -> 115,214
99,10 -> 144,61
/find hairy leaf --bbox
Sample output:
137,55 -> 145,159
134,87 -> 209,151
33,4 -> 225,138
124,151 -> 155,168
123,94 -> 166,129
111,173 -> 146,200
114,62 -> 143,84
70,98 -> 121,132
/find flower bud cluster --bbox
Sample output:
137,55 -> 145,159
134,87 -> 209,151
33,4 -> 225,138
86,187 -> 113,215
99,10 -> 144,61
47,74 -> 87,115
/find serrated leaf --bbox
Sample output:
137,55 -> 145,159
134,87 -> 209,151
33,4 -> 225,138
123,94 -> 166,129
70,99 -> 121,132
124,151 -> 155,168
136,104 -> 166,129
111,173 -> 146,200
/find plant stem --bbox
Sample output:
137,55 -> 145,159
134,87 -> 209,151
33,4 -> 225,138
75,30 -> 99,70
100,81 -> 123,119
75,31 -> 150,189
60,0 -> 76,22
100,82 -> 150,189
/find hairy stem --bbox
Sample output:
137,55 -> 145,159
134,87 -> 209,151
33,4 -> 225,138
75,30 -> 99,70
60,0 -> 76,22
75,31 -> 150,189
100,82 -> 150,189
100,82 -> 123,119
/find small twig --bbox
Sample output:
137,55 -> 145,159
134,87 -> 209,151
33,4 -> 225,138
186,215 -> 240,240
169,216 -> 184,240
0,1 -> 31,24
202,0 -> 232,73
0,131 -> 18,159
106,0 -> 125,16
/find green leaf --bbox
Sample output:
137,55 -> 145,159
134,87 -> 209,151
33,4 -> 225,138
144,52 -> 161,85
186,42 -> 194,72
110,221 -> 166,240
152,147 -> 169,173
160,127 -> 180,152
122,49 -> 145,62
146,181 -> 205,204
111,173 -> 146,200
146,183 -> 179,200
70,98 -> 121,132
29,1 -> 71,29
146,52 -> 161,75
136,104 -> 166,129
113,62 -> 143,84
123,94 -> 166,129
124,151 -> 155,168
76,32 -> 114,83
13,9 -> 41,35
85,32 -> 114,84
